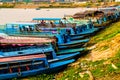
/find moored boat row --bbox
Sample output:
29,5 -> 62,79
0,6 -> 120,79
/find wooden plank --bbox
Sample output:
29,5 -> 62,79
0,54 -> 46,63
0,36 -> 55,44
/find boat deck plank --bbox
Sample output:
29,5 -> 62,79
0,36 -> 55,44
0,54 -> 46,63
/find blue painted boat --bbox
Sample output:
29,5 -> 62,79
0,54 -> 75,80
70,10 -> 107,28
58,39 -> 89,49
4,22 -> 90,49
73,23 -> 99,36
102,7 -> 120,20
0,35 -> 80,59
98,8 -> 120,22
0,34 -> 78,79
57,48 -> 86,55
32,17 -> 99,36
72,9 -> 120,28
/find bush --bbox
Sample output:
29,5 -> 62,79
0,3 -> 15,8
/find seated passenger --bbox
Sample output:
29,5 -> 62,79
50,21 -> 56,27
40,20 -> 46,26
22,26 -> 27,31
29,26 -> 34,31
25,26 -> 30,32
59,21 -> 64,27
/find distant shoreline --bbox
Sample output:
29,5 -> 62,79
0,2 -> 119,9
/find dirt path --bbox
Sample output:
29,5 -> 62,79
87,34 -> 120,61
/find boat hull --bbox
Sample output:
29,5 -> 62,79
0,59 -> 75,80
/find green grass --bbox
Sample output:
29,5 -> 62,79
101,45 -> 109,51
12,74 -> 55,80
27,74 -> 55,80
58,49 -> 120,79
56,67 -> 89,80
91,22 -> 120,43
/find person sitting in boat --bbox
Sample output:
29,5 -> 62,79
61,18 -> 67,27
40,20 -> 46,26
50,21 -> 56,28
22,26 -> 27,31
19,26 -> 23,32
35,25 -> 41,32
59,20 -> 64,27
29,25 -> 34,31
25,26 -> 30,32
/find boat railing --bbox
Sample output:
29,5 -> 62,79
76,24 -> 90,32
0,59 -> 45,73
5,29 -> 54,36
0,46 -> 32,52
36,23 -> 77,28
5,23 -> 77,35
0,45 -> 51,52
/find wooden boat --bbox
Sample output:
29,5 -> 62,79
0,34 -> 80,59
0,34 -> 54,44
72,9 -> 120,28
58,39 -> 89,49
4,22 -> 90,49
0,34 -> 80,79
72,10 -> 107,28
57,48 -> 85,55
0,53 -> 75,80
98,7 -> 120,22
32,17 -> 99,36
36,8 -> 41,10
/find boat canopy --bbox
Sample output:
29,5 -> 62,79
6,22 -> 39,26
73,10 -> 104,18
33,18 -> 61,21
98,8 -> 118,14
99,7 -> 117,11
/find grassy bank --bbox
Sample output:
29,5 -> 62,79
17,18 -> 120,80
90,22 -> 120,43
